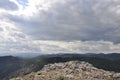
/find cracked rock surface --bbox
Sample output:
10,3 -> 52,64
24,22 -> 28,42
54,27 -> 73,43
10,61 -> 120,80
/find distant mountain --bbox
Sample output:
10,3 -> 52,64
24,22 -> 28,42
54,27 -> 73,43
0,53 -> 120,80
10,53 -> 120,60
0,56 -> 22,80
39,53 -> 120,60
84,53 -> 120,60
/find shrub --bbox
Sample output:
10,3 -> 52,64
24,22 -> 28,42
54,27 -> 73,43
56,76 -> 65,80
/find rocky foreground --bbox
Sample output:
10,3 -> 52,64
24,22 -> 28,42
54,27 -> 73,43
10,61 -> 120,80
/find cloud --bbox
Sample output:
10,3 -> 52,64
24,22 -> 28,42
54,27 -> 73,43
0,0 -> 120,55
34,40 -> 120,54
0,0 -> 18,10
0,20 -> 41,56
6,0 -> 120,43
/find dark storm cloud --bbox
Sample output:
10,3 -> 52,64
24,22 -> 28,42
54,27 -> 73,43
0,0 -> 18,10
6,0 -> 120,43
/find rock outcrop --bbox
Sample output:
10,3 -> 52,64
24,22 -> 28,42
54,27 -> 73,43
10,61 -> 120,80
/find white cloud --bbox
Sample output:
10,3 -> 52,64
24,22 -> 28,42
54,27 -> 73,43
34,40 -> 120,54
0,18 -> 41,56
5,0 -> 120,43
0,0 -> 120,56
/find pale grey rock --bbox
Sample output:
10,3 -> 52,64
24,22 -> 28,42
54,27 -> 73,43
11,61 -> 120,80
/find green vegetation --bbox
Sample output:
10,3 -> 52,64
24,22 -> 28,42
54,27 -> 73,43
0,56 -> 22,80
0,55 -> 120,80
56,76 -> 65,80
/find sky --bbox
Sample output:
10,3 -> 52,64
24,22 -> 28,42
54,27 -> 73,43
0,0 -> 120,56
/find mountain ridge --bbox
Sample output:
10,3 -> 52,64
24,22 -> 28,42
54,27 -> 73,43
11,61 -> 120,80
0,53 -> 120,80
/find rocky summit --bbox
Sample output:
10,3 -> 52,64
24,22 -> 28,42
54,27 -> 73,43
10,61 -> 120,80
